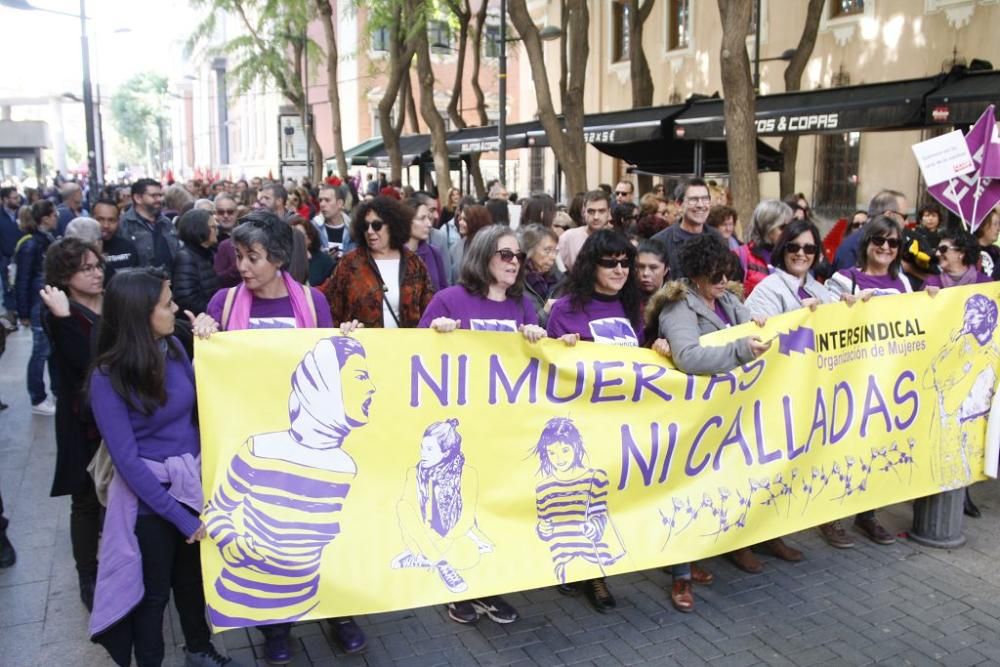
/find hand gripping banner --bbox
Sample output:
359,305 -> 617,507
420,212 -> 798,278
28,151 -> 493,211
195,286 -> 999,631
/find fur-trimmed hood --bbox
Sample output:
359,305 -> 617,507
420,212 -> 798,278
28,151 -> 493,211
643,279 -> 744,332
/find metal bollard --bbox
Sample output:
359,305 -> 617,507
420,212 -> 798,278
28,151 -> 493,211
909,488 -> 967,548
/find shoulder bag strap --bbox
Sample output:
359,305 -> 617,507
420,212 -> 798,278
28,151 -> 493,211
221,286 -> 238,331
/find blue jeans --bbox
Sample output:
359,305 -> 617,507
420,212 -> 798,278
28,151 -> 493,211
672,562 -> 691,580
27,301 -> 52,404
0,255 -> 14,312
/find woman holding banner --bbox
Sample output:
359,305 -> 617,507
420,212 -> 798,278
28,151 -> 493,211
824,215 -> 909,546
200,210 -> 366,664
645,233 -> 774,612
418,224 -> 545,626
745,220 -> 842,551
544,229 -> 641,612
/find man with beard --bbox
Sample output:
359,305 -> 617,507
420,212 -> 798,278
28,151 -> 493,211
93,198 -> 139,283
119,178 -> 180,275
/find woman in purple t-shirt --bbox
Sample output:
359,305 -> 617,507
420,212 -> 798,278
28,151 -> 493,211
826,215 -> 913,299
825,214 -> 910,547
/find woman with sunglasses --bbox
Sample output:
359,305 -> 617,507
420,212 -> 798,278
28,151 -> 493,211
417,225 -> 543,627
645,233 -> 770,613
326,195 -> 433,328
824,214 -> 910,546
543,229 -> 642,614
921,227 -> 992,519
826,215 -> 912,300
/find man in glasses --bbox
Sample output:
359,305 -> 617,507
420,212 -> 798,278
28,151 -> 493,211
557,190 -> 612,271
614,180 -> 634,204
650,177 -> 728,279
213,194 -> 240,242
833,189 -> 908,271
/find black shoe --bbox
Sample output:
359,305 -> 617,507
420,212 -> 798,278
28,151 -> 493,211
556,583 -> 579,596
0,400 -> 8,411
0,518 -> 15,569
328,617 -> 367,654
184,644 -> 241,666
964,491 -> 982,518
79,573 -> 96,611
471,595 -> 519,624
583,578 -> 616,613
446,600 -> 479,624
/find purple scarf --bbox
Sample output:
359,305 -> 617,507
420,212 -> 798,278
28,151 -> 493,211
226,271 -> 315,330
940,265 -> 980,288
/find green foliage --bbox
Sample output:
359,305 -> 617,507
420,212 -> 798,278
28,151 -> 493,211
110,72 -> 169,157
187,0 -> 322,101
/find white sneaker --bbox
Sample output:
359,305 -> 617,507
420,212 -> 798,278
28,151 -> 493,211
31,397 -> 55,416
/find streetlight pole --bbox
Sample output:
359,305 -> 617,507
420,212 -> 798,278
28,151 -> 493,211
498,0 -> 508,188
79,0 -> 99,204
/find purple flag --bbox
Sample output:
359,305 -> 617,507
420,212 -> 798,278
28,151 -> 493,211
927,105 -> 1000,231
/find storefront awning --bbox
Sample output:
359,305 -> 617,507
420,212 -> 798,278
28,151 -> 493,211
525,104 -> 688,148
674,75 -> 941,140
445,121 -> 536,154
925,69 -> 1000,126
594,137 -> 783,176
366,134 -> 432,168
342,136 -> 384,166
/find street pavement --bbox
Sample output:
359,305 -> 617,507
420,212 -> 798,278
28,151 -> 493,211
3,327 -> 1000,666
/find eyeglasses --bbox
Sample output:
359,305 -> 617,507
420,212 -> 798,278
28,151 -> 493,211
936,244 -> 956,254
870,236 -> 900,249
364,220 -> 385,232
495,248 -> 526,263
614,191 -> 630,197
685,196 -> 711,204
77,262 -> 104,275
785,243 -> 818,256
596,257 -> 630,269
216,208 -> 237,216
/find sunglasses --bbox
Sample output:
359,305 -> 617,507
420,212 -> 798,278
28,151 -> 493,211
364,220 -> 385,232
936,244 -> 956,254
785,243 -> 818,255
615,191 -> 630,197
596,257 -> 630,269
495,248 -> 527,263
216,208 -> 237,216
870,236 -> 900,249
709,271 -> 729,284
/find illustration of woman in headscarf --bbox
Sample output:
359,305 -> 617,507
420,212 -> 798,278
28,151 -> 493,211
391,419 -> 493,594
532,417 -> 625,585
202,335 -> 376,628
924,294 -> 1000,489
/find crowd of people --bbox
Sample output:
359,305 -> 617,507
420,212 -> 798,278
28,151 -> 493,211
0,169 -> 996,666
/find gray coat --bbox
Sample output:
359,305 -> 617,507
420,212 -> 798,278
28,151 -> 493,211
744,268 -> 837,318
650,280 -> 755,375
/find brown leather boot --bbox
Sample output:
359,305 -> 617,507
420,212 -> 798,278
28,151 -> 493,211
728,547 -> 763,573
762,537 -> 803,562
670,579 -> 694,613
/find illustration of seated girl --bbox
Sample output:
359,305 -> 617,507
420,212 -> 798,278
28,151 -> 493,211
391,419 -> 493,594
532,417 -> 625,585
202,335 -> 375,628
924,294 -> 1000,489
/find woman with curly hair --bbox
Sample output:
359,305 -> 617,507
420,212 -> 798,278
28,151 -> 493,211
324,195 -> 433,328
645,233 -> 772,613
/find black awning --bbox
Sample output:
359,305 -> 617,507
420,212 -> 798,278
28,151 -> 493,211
674,76 -> 941,140
593,137 -> 782,175
367,134 -> 432,168
445,121 -> 535,154
926,70 -> 1000,126
526,104 -> 688,147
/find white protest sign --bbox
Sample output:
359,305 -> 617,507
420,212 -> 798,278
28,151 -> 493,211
912,130 -> 975,187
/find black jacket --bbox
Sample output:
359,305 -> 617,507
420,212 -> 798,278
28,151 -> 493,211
172,243 -> 219,315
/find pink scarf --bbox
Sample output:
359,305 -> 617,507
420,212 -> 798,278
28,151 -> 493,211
225,271 -> 315,331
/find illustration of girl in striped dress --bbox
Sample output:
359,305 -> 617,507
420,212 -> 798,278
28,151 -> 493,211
532,417 -> 626,585
202,335 -> 376,629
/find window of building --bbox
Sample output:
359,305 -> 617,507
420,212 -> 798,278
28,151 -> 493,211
666,0 -> 690,51
484,24 -> 501,58
831,0 -> 864,17
612,1 -> 631,63
429,20 -> 451,54
529,146 -> 545,194
814,131 -> 860,215
371,26 -> 389,52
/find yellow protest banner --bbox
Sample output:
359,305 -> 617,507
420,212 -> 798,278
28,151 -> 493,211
195,285 -> 999,631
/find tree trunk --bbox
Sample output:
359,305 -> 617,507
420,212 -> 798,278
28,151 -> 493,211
316,0 -> 348,178
628,0 -> 655,196
406,76 -> 420,134
378,5 -> 414,184
717,0 -> 759,228
779,0 -> 824,197
469,0 -> 489,128
444,0 -> 470,128
407,0 -> 452,196
509,0 -> 588,198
